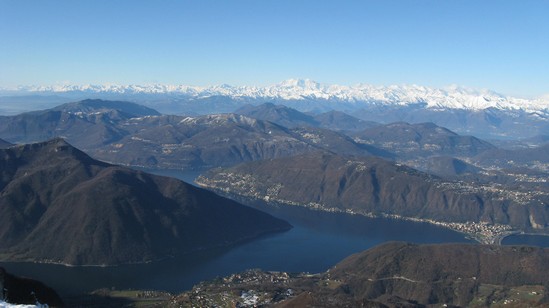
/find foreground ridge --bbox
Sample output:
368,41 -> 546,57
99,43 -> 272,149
169,242 -> 549,307
0,139 -> 291,265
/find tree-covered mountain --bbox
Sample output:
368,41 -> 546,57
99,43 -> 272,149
52,98 -> 160,117
313,109 -> 379,132
352,122 -> 495,159
0,101 -> 388,170
170,242 -> 549,307
235,102 -> 319,128
0,99 -> 155,148
420,156 -> 482,177
0,139 -> 291,265
235,102 -> 377,132
473,143 -> 549,172
197,152 -> 549,234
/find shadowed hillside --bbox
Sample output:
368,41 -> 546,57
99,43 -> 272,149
0,139 -> 291,265
198,152 -> 549,234
1,267 -> 63,307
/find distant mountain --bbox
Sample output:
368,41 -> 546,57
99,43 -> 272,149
312,110 -> 379,132
235,102 -> 318,128
0,102 -> 388,169
197,152 -> 549,233
0,139 -> 290,265
52,98 -> 160,117
420,156 -> 482,177
235,103 -> 378,132
0,108 -> 111,146
93,113 -> 319,168
353,105 -> 549,140
525,134 -> 549,146
6,79 -> 547,112
352,122 -> 496,159
4,79 -> 548,139
0,99 -> 159,148
0,138 -> 12,149
1,267 -> 63,306
489,134 -> 549,150
171,242 -> 549,307
473,143 -> 549,172
93,114 -> 387,169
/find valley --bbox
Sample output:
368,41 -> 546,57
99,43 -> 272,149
3,1 -> 549,305
1,200 -> 473,300
0,98 -> 548,306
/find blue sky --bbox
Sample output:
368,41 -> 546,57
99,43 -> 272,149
1,0 -> 548,97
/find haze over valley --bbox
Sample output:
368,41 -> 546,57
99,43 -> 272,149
1,96 -> 549,306
2,0 -> 549,306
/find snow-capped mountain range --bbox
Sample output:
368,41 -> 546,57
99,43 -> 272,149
4,79 -> 548,112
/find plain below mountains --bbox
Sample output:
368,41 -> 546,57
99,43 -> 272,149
0,139 -> 290,266
197,152 -> 549,232
171,242 -> 549,307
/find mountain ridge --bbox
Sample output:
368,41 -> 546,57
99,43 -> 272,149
0,138 -> 291,265
351,121 -> 496,159
197,152 -> 549,237
4,79 -> 548,112
0,101 -> 389,170
3,82 -> 548,139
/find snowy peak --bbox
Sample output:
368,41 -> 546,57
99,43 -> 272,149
277,78 -> 321,89
3,80 -> 548,112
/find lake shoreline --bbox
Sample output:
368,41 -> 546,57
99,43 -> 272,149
0,225 -> 292,268
203,188 -> 542,246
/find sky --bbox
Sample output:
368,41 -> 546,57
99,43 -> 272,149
0,0 -> 548,98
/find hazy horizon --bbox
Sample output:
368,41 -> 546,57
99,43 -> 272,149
1,1 -> 548,98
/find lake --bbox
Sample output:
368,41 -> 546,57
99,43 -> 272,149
0,169 -> 486,297
502,234 -> 549,247
0,206 -> 474,297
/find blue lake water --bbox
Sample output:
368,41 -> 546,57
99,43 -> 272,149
0,205 -> 473,297
0,168 -> 512,297
502,234 -> 549,247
